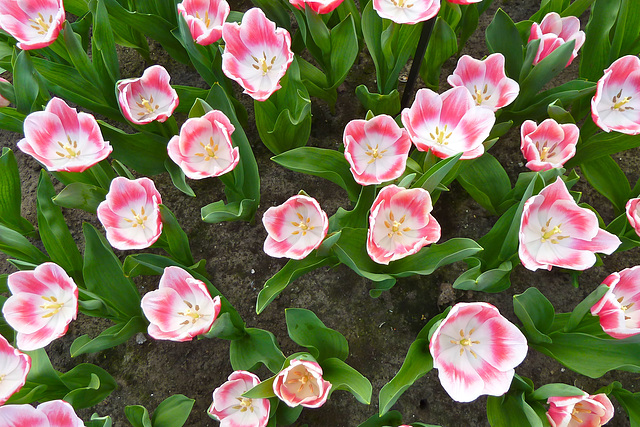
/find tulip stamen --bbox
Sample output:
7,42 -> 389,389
365,144 -> 388,163
431,125 -> 452,145
55,136 -> 81,159
385,211 -> 410,238
540,219 -> 568,243
125,207 -> 148,229
291,213 -> 315,236
390,0 -> 414,7
195,137 -> 219,161
40,295 -> 64,318
232,397 -> 254,412
177,300 -> 203,324
452,328 -> 481,357
195,10 -> 211,28
473,84 -> 491,105
252,52 -> 276,75
612,90 -> 634,111
137,95 -> 158,115
29,13 -> 53,35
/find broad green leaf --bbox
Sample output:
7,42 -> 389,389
457,153 -> 511,215
306,6 -> 331,53
99,122 -> 168,176
230,328 -> 285,373
355,85 -> 401,116
173,15 -> 217,86
154,205 -> 194,267
361,2 -> 384,92
275,402 -> 303,426
579,0 -> 620,81
329,186 -> 376,231
125,405 -> 152,427
60,364 -> 117,408
322,358 -> 372,405
329,14 -> 358,88
13,51 -> 42,114
513,288 -> 554,344
609,384 -> 640,426
412,153 -> 462,193
0,107 -> 26,133
151,394 -> 195,427
486,9 -> 523,79
487,393 -> 544,427
251,0 -> 291,30
52,182 -> 107,213
581,155 -> 630,213
0,224 -> 49,264
90,0 -> 120,103
529,383 -> 586,401
243,377 -> 276,399
86,413 -> 113,427
0,148 -> 33,234
420,18 -> 457,90
62,22 -> 101,102
453,258 -> 513,293
285,308 -> 349,362
567,131 -> 640,167
563,284 -> 609,332
358,410 -> 403,427
70,316 -> 147,357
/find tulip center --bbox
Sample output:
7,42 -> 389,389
540,218 -> 568,244
384,211 -> 410,238
194,10 -> 211,28
450,328 -> 480,358
252,52 -> 277,76
570,403 -> 593,423
232,397 -> 255,413
137,95 -> 159,115
365,144 -> 387,164
390,0 -> 414,7
430,125 -> 452,145
286,369 -> 316,395
177,300 -> 202,325
611,90 -> 633,111
291,212 -> 315,236
124,206 -> 148,229
195,137 -> 219,161
535,141 -> 558,161
473,84 -> 492,105
29,13 -> 53,35
40,295 -> 64,318
55,135 -> 81,159
618,296 -> 635,320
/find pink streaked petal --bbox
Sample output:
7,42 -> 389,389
451,106 -> 495,155
212,378 -> 251,410
389,187 -> 433,229
2,293 -> 54,334
147,324 -> 191,342
449,55 -> 486,87
546,199 -> 599,239
0,404 -> 48,425
536,240 -> 597,270
470,317 -> 528,370
21,112 -> 67,159
539,12 -> 563,35
16,321 -> 67,351
537,177 -> 574,212
104,177 -> 149,215
572,228 -> 620,255
440,87 -> 476,128
38,400 -> 84,427
141,288 -> 188,332
435,351 -> 485,403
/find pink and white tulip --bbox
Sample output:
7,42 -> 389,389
273,358 -> 332,408
520,119 -> 579,171
289,0 -> 344,14
0,335 -> 30,405
222,8 -> 294,101
518,177 -> 621,272
262,195 -> 329,260
343,114 -> 412,186
141,266 -> 221,341
0,0 -> 64,50
591,55 -> 640,135
447,54 -> 519,112
208,370 -> 270,427
0,77 -> 11,107
167,110 -> 239,180
372,0 -> 440,25
367,185 -> 441,265
546,393 -> 614,427
96,177 -> 163,250
429,302 -> 528,403
0,400 -> 84,427
17,97 -> 112,173
117,65 -> 179,125
626,198 -> 640,237
591,266 -> 640,339
177,0 -> 229,45
401,87 -> 495,160
529,12 -> 585,68
2,262 -> 78,351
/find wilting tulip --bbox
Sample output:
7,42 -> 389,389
520,119 -> 579,171
168,110 -> 239,179
447,53 -> 519,112
401,87 -> 495,160
273,358 -> 332,408
208,371 -> 271,427
518,177 -> 621,271
626,198 -> 640,237
591,266 -> 640,339
0,400 -> 84,426
262,194 -> 329,260
429,302 -> 528,402
0,335 -> 30,405
0,0 -> 64,50
222,8 -> 294,101
289,0 -> 344,14
343,114 -> 412,186
17,98 -> 112,173
97,177 -> 163,250
367,185 -> 441,264
141,266 -> 221,341
547,393 -> 614,427
117,65 -> 179,125
177,0 -> 229,45
591,55 -> 640,135
529,12 -> 585,67
372,0 -> 440,25
3,263 -> 78,351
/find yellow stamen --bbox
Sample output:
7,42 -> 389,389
40,295 -> 64,318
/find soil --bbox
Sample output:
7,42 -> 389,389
1,0 -> 638,426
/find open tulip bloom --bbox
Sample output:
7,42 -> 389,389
97,177 -> 163,250
222,8 -> 294,101
520,119 -> 579,171
289,0 -> 344,14
208,370 -> 270,427
273,358 -> 332,408
401,87 -> 496,160
0,336 -> 30,405
3,263 -> 78,351
167,109 -> 239,179
141,266 -> 221,341
546,393 -> 614,427
117,65 -> 179,125
177,0 -> 230,45
0,0 -> 64,50
429,302 -> 528,403
372,0 -> 440,25
0,400 -> 84,427
591,55 -> 640,135
343,114 -> 412,186
591,266 -> 640,339
17,97 -> 113,173
518,178 -> 621,271
626,198 -> 640,237
529,12 -> 585,67
447,54 -> 519,112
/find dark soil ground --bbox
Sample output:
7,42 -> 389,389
1,0 -> 638,426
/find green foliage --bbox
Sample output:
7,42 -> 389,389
486,9 -> 523,79
126,394 -> 194,427
420,18 -> 457,90
285,308 -> 349,362
52,182 -> 107,213
0,148 -> 34,234
230,328 -> 286,373
322,357 -> 372,405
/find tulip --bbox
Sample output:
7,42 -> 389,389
96,177 -> 163,250
626,198 -> 640,237
16,97 -> 112,173
520,119 -> 579,171
367,185 -> 441,264
2,262 -> 78,351
529,12 -> 585,67
546,393 -> 614,427
0,0 -> 64,50
401,87 -> 495,160
0,400 -> 84,426
273,358 -> 332,408
177,0 -> 229,45
262,194 -> 329,260
591,55 -> 640,135
447,53 -> 519,112
289,0 -> 344,14
372,0 -> 440,25
591,266 -> 640,339
208,371 -> 270,427
222,8 -> 294,101
343,114 -> 412,186
518,177 -> 621,271
117,65 -> 179,125
0,335 -> 30,405
141,266 -> 221,342
429,302 -> 528,402
167,109 -> 239,180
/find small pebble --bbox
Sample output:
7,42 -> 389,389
135,333 -> 147,345
251,268 -> 255,274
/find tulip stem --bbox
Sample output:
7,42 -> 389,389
401,17 -> 436,110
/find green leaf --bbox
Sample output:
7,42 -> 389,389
487,393 -> 543,427
486,9 -> 523,79
243,377 -> 276,399
581,155 -> 630,213
60,363 -> 117,408
230,328 -> 286,373
89,0 -> 120,103
412,153 -> 462,194
420,18 -> 457,90
563,284 -> 610,332
453,258 -> 513,293
329,13 -> 359,88
86,413 -> 113,427
173,15 -> 218,86
361,2 -> 384,93
0,148 -> 33,234
529,383 -> 586,401
125,405 -> 152,427
567,131 -> 640,167
155,205 -> 194,266
355,86 -> 401,116
322,358 -> 372,405
306,7 -> 331,53
99,122 -> 168,175
457,153 -> 511,215
358,410 -> 403,427
609,384 -> 640,426
0,107 -> 27,133
285,308 -> 349,362
0,224 -> 49,264
151,394 -> 195,427
579,0 -> 620,81
13,51 -> 42,114
52,182 -> 107,213
513,288 -> 555,344
70,316 -> 147,357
